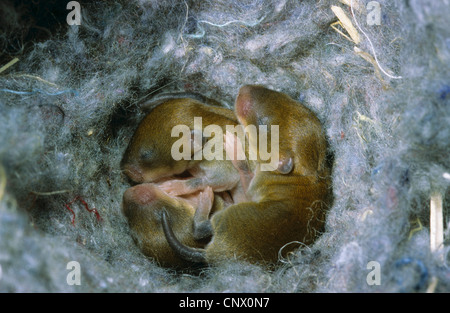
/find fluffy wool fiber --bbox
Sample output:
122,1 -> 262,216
0,0 -> 448,292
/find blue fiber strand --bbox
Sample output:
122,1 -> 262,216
394,258 -> 429,292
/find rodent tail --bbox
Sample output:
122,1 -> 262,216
161,209 -> 207,264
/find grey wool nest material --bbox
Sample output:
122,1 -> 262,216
0,0 -> 449,292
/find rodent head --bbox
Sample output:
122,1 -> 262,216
234,85 -> 294,174
235,85 -> 295,127
121,102 -> 193,183
235,85 -> 327,176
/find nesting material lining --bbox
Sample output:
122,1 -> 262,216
0,0 -> 449,292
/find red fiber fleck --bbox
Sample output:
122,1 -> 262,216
117,36 -> 125,45
64,196 -> 102,226
387,187 -> 398,210
65,203 -> 76,226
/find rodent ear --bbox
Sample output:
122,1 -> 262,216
139,98 -> 167,113
235,85 -> 255,122
277,156 -> 294,174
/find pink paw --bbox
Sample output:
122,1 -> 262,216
158,180 -> 186,196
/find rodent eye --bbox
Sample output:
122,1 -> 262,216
140,149 -> 153,161
257,116 -> 270,126
277,157 -> 294,174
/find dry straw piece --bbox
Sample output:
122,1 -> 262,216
430,192 -> 444,255
0,58 -> 19,74
331,5 -> 361,44
0,165 -> 6,202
